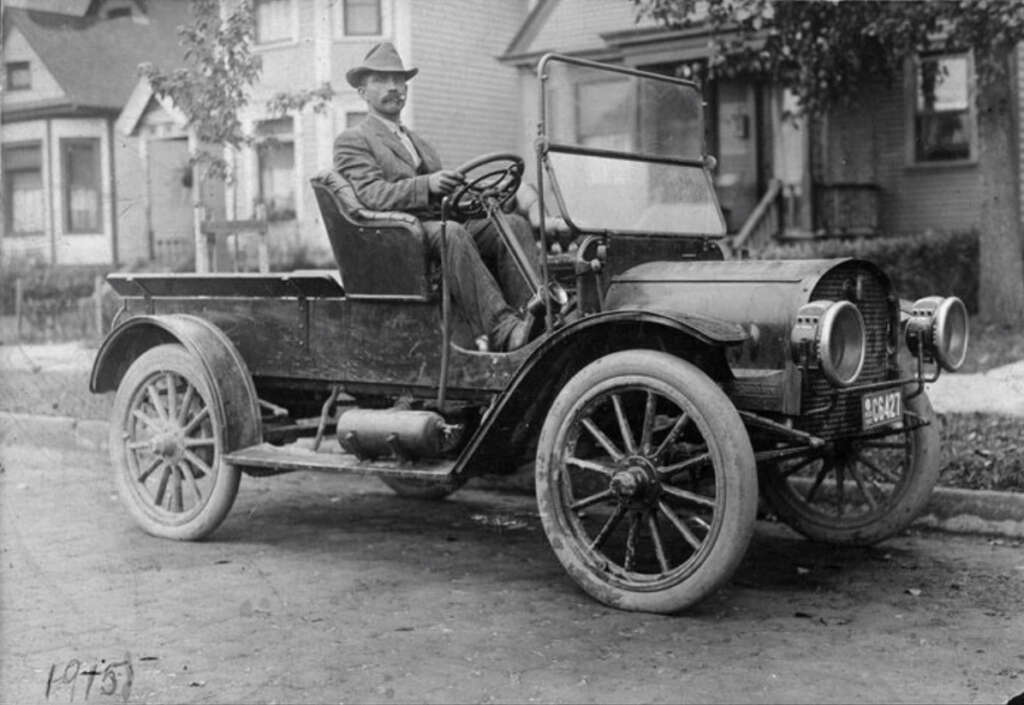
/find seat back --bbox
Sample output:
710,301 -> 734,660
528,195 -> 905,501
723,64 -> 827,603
310,170 -> 434,300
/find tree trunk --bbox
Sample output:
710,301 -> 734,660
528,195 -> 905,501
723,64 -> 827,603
976,48 -> 1024,326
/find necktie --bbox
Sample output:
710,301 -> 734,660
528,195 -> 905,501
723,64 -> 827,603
397,126 -> 421,169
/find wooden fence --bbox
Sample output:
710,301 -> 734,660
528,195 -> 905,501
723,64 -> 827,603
3,275 -> 110,344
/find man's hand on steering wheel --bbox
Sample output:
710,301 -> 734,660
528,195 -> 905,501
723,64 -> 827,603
428,169 -> 465,196
448,153 -> 524,220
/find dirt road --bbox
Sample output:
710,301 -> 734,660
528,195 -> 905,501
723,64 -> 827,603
2,443 -> 1023,704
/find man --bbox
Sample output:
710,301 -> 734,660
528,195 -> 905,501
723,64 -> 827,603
333,42 -> 540,352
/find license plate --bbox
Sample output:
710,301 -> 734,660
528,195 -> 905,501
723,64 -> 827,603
862,389 -> 903,430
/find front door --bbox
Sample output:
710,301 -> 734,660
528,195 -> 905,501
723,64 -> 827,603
708,80 -> 762,233
147,137 -> 193,268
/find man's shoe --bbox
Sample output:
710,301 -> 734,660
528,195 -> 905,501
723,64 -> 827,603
490,312 -> 543,352
504,316 -> 532,351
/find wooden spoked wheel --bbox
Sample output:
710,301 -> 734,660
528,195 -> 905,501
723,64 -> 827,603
110,344 -> 239,540
760,392 -> 940,546
536,350 -> 757,613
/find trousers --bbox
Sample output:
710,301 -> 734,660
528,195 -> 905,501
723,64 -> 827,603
421,213 -> 539,342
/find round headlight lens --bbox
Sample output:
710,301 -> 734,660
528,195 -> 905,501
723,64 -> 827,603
819,300 -> 866,387
934,296 -> 969,372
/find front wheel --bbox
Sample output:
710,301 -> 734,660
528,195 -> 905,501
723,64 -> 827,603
109,344 -> 240,540
535,350 -> 758,613
759,391 -> 940,545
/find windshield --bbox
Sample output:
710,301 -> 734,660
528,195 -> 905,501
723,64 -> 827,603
541,57 -> 725,236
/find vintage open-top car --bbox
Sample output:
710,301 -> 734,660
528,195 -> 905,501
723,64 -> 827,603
91,55 -> 969,613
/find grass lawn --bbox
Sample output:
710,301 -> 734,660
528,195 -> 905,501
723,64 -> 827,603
938,316 -> 1024,492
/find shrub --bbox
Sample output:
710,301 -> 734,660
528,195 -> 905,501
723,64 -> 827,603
756,230 -> 979,312
0,259 -> 114,314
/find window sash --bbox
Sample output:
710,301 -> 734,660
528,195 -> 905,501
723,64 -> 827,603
342,0 -> 382,36
911,53 -> 974,164
62,139 -> 101,233
3,143 -> 45,235
256,119 -> 296,220
5,62 -> 31,90
255,0 -> 293,44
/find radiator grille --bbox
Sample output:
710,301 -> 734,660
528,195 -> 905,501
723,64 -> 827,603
796,262 -> 895,438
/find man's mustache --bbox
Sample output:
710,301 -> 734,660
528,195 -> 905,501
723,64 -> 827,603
385,91 -> 405,100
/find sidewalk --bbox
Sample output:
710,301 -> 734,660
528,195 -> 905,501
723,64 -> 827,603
2,340 -> 1022,537
926,359 -> 1024,417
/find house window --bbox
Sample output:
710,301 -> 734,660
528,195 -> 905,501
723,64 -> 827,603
345,111 -> 367,128
912,53 -> 975,163
255,0 -> 293,44
256,118 -> 295,221
5,62 -> 31,91
2,143 -> 45,235
62,139 -> 102,233
341,0 -> 381,36
335,0 -> 387,37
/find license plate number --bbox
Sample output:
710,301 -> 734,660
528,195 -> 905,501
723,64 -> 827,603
862,389 -> 902,430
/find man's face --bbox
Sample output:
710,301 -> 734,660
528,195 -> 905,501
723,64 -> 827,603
359,72 -> 407,120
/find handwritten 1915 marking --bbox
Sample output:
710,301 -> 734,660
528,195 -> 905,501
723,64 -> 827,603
44,653 -> 133,703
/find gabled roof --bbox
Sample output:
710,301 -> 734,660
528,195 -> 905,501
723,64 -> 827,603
116,76 -> 187,136
502,0 -> 662,63
3,2 -> 187,112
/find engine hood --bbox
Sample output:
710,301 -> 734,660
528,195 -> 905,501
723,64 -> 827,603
604,257 -> 895,373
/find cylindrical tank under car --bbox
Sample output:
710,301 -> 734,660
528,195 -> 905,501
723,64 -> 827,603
336,408 -> 448,460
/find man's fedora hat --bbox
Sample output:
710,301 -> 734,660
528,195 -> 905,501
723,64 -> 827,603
346,42 -> 418,88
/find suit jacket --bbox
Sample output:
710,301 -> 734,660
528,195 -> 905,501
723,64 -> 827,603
333,116 -> 444,220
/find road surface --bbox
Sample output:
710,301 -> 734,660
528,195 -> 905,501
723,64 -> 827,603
1,443 -> 1022,704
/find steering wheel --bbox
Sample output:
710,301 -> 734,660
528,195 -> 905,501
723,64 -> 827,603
448,153 -> 524,220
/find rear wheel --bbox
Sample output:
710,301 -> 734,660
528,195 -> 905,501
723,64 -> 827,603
109,344 -> 239,540
760,392 -> 939,545
535,350 -> 757,613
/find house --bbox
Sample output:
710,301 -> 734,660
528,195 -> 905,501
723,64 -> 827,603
1,0 -> 189,266
9,0 -> 1015,270
499,0 -> 1024,250
2,0 -> 535,269
119,0 -> 534,268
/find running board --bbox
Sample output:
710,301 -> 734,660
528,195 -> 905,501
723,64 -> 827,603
225,441 -> 456,480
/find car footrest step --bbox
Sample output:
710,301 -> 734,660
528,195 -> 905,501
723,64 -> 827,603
225,442 -> 456,480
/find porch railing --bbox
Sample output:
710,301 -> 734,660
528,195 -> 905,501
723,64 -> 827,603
726,178 -> 783,258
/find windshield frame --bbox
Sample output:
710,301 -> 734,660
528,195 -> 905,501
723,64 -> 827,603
535,53 -> 725,239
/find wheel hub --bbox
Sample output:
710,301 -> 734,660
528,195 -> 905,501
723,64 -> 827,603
151,431 -> 184,461
610,460 -> 659,504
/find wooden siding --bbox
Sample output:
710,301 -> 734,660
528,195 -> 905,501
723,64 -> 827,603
1018,41 -> 1024,227
516,0 -> 657,58
408,0 -> 528,167
825,79 -> 982,236
111,130 -> 148,265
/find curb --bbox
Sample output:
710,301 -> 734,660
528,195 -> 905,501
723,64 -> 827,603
2,412 -> 1021,539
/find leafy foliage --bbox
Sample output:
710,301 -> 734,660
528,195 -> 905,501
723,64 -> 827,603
140,0 -> 262,180
758,230 -> 979,313
266,82 -> 337,117
631,0 -> 1024,117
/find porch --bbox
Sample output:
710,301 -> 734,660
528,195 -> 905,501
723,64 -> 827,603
722,179 -> 882,258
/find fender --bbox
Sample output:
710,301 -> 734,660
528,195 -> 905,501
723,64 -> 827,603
90,314 -> 261,451
452,309 -> 748,476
